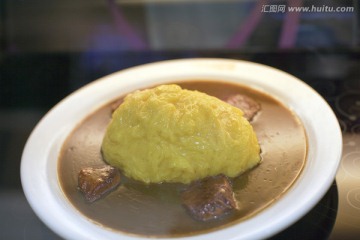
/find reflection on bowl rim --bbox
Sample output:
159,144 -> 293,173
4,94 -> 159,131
20,58 -> 342,240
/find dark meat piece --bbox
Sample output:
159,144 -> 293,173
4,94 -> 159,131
226,94 -> 261,121
78,165 -> 121,202
181,175 -> 238,221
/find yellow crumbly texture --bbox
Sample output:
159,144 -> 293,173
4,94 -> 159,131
101,84 -> 260,184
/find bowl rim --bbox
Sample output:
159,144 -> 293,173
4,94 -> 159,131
20,58 -> 342,240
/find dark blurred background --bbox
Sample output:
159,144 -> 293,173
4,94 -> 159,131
0,0 -> 359,239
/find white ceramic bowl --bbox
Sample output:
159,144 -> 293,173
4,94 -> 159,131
21,58 -> 342,240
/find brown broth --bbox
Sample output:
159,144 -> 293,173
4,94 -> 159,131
58,80 -> 307,238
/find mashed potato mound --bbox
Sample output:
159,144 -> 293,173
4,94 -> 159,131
101,84 -> 260,184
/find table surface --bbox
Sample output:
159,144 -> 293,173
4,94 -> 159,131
0,50 -> 359,239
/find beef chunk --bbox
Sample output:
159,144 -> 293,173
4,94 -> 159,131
78,165 -> 121,202
226,94 -> 261,121
181,175 -> 238,221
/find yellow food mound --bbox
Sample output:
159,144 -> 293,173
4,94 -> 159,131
101,84 -> 260,184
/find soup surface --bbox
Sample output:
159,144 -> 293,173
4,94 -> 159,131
58,80 -> 307,237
